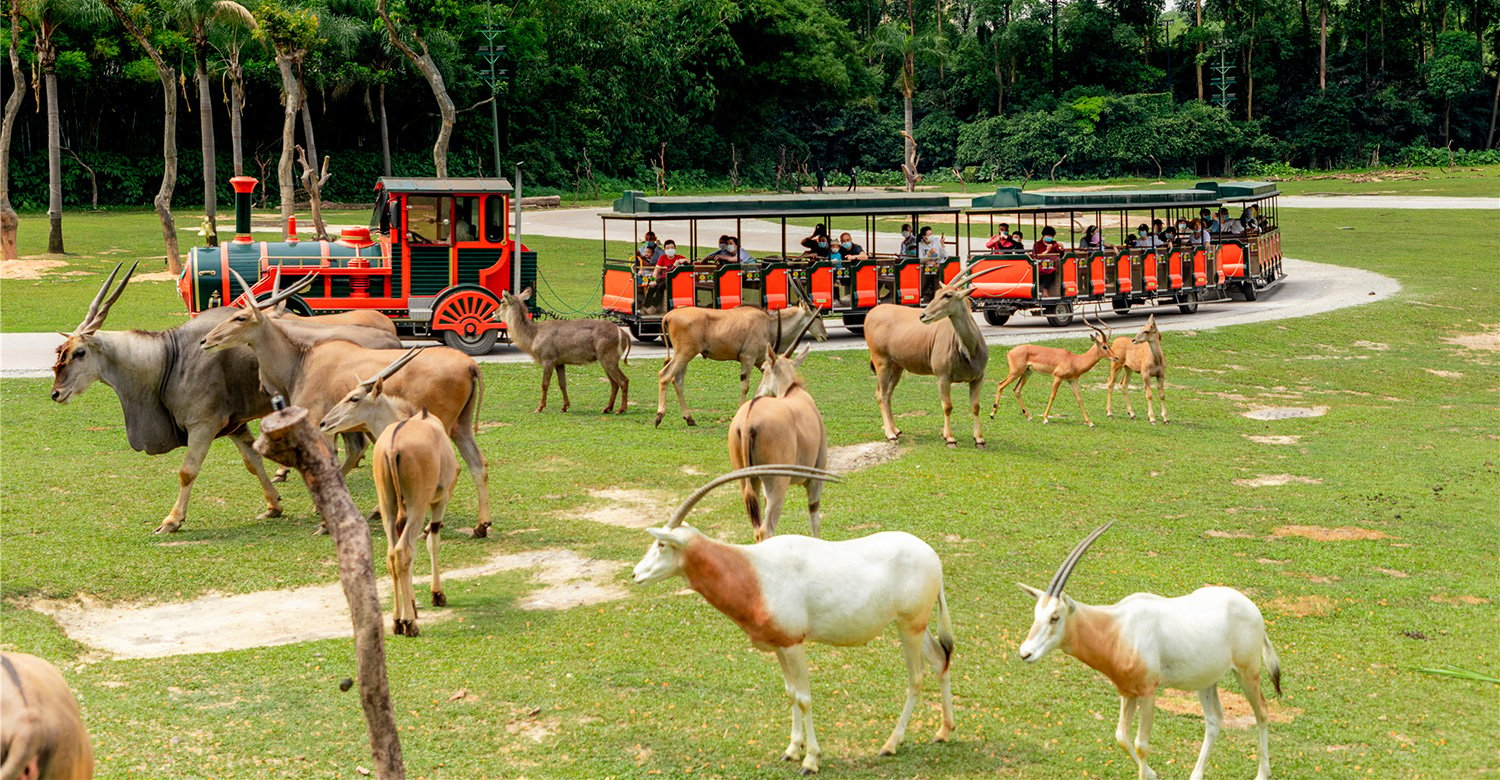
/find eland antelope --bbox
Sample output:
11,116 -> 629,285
633,466 -> 955,775
1018,523 -> 1282,780
0,651 -> 94,779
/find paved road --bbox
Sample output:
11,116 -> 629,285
1,256 -> 1399,379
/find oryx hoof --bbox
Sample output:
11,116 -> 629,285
258,507 -> 283,520
945,440 -> 958,449
153,519 -> 183,534
935,723 -> 953,742
431,591 -> 447,607
799,764 -> 818,776
684,416 -> 697,427
975,439 -> 986,449
1128,412 -> 1136,419
782,752 -> 799,762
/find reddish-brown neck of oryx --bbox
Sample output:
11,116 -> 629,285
230,176 -> 257,243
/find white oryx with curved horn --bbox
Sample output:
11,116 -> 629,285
863,262 -> 1010,447
633,465 -> 955,775
988,310 -> 1113,426
1018,523 -> 1283,780
726,313 -> 830,541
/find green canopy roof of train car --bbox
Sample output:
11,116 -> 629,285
378,177 -> 514,194
605,190 -> 961,219
968,181 -> 1279,212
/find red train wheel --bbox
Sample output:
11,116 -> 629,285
433,289 -> 501,355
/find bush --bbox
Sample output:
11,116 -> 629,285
1396,146 -> 1500,167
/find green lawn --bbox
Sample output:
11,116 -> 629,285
3,208 -> 1498,778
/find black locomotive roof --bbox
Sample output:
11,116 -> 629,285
378,177 -> 514,195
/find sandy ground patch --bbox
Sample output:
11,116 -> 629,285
1272,525 -> 1393,541
1263,594 -> 1336,617
27,548 -> 628,659
131,271 -> 178,282
1244,435 -> 1302,445
1205,529 -> 1259,539
1374,567 -> 1409,578
1,258 -> 71,279
1233,474 -> 1323,487
1443,325 -> 1500,352
1430,593 -> 1490,605
1352,340 -> 1390,351
1423,368 -> 1464,379
826,441 -> 903,473
1157,690 -> 1302,728
570,488 -> 676,528
1243,406 -> 1329,420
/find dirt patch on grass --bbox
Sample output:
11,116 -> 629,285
1430,593 -> 1490,605
1233,474 -> 1322,487
1272,525 -> 1393,541
826,441 -> 903,473
1244,435 -> 1302,445
1243,406 -> 1329,420
26,548 -> 628,659
1352,340 -> 1390,351
1157,690 -> 1302,728
570,488 -> 675,528
1374,567 -> 1409,578
1205,529 -> 1259,539
1423,368 -> 1464,379
1263,594 -> 1336,617
1443,326 -> 1500,352
1,258 -> 71,279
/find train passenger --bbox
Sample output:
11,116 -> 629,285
834,232 -> 868,262
984,222 -> 1013,251
1127,223 -> 1164,249
643,239 -> 685,313
899,224 -> 920,258
990,231 -> 1026,252
1190,219 -> 1213,246
705,234 -> 734,262
1213,208 -> 1243,235
728,236 -> 754,267
1081,225 -> 1111,251
641,230 -> 665,262
917,226 -> 947,260
1238,208 -> 1258,234
801,224 -> 832,257
1032,226 -> 1064,276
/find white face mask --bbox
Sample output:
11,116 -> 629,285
665,248 -> 676,257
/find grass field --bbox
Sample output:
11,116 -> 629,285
2,205 -> 1498,778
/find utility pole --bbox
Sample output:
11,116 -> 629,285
1209,50 -> 1237,108
477,9 -> 508,178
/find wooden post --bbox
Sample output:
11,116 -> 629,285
254,406 -> 405,780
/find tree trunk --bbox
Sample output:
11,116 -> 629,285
155,64 -> 182,275
45,67 -> 64,254
275,56 -> 301,239
411,52 -> 455,177
252,406 -> 406,780
300,88 -> 319,181
1378,0 -> 1385,71
1195,0 -> 1205,100
0,6 -> 25,261
378,82 -> 392,176
230,57 -> 246,176
196,51 -> 218,247
1319,2 -> 1328,90
902,78 -> 916,192
1247,15 -> 1257,119
1443,100 -> 1451,147
1487,69 -> 1499,148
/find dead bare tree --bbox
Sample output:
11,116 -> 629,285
654,142 -> 667,195
62,148 -> 98,210
296,144 -> 332,240
1048,152 -> 1069,181
729,144 -> 741,191
1,2 -> 25,260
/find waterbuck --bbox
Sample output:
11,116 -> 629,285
1106,314 -> 1168,423
0,652 -> 94,779
727,315 -> 829,541
50,263 -> 283,533
989,312 -> 1113,427
496,288 -> 631,414
655,298 -> 828,428
1018,523 -> 1282,780
863,264 -> 1006,447
633,466 -> 955,775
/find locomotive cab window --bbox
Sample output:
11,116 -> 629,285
406,195 -> 452,244
454,197 -> 479,243
484,195 -> 506,243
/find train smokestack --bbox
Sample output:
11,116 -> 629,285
229,176 -> 257,243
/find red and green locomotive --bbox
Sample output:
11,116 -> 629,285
180,176 -> 536,355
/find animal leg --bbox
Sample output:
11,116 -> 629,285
739,357 -> 755,406
673,371 -> 694,426
1121,371 -> 1136,419
1156,374 -> 1168,424
880,629 -> 927,756
760,476 -> 789,541
391,506 -> 420,637
604,357 -> 629,414
937,377 -> 957,447
655,354 -> 694,427
781,644 -> 820,775
775,648 -> 805,762
556,365 -> 571,412
452,429 -> 492,538
1239,668 -> 1273,780
537,365 -> 553,413
1070,379 -> 1094,427
1134,694 -> 1158,780
1042,376 -> 1064,424
874,363 -> 905,441
426,497 -> 449,607
1115,696 -> 1149,776
1144,371 -> 1157,424
989,372 -> 1019,418
1105,362 -> 1120,418
229,430 -> 282,519
158,429 -> 214,533
968,379 -> 986,447
1189,686 -> 1223,780
805,461 -> 825,539
337,432 -> 367,474
1013,370 -> 1033,420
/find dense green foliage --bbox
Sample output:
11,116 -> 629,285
4,0 -> 1500,208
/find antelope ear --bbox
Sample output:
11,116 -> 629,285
519,287 -> 533,301
791,346 -> 811,367
644,527 -> 684,548
372,377 -> 387,396
1016,583 -> 1045,601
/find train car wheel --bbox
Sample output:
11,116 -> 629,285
433,288 -> 502,356
982,309 -> 1010,326
628,321 -> 659,343
1241,281 -> 1258,301
1045,303 -> 1074,327
442,329 -> 498,356
1111,296 -> 1131,316
1177,291 -> 1200,314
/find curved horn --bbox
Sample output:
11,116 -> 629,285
774,312 -> 784,354
782,307 -> 820,356
1045,522 -> 1114,597
361,346 -> 423,389
228,268 -> 257,308
667,465 -> 842,529
1083,308 -> 1106,338
77,262 -> 137,334
949,262 -> 1012,288
262,271 -> 316,308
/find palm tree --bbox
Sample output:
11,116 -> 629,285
19,0 -> 107,254
101,0 -> 185,274
374,0 -> 456,176
161,0 -> 255,247
209,15 -> 256,176
253,0 -> 321,238
870,2 -> 950,192
2,2 -> 28,260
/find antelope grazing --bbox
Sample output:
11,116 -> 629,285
322,349 -> 459,635
201,289 -> 493,537
50,263 -> 283,533
633,466 -> 955,775
1106,314 -> 1168,423
727,317 -> 828,541
864,264 -> 1007,447
0,652 -> 94,779
497,288 -> 631,413
1018,524 -> 1282,780
655,298 -> 828,427
989,313 -> 1113,427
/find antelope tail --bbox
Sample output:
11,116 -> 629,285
619,327 -> 631,366
465,364 -> 484,436
661,328 -> 673,367
929,582 -> 955,673
1262,634 -> 1283,697
741,400 -> 761,529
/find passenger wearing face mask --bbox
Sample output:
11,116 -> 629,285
644,239 -> 685,313
1173,218 -> 1193,246
727,236 -> 753,267
1031,226 -> 1064,274
1081,225 -> 1110,251
800,223 -> 832,258
1126,223 -> 1156,249
899,223 -> 920,258
834,232 -> 867,262
705,234 -> 734,263
984,222 -> 1014,252
917,226 -> 947,260
990,230 -> 1025,252
639,231 -> 665,263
